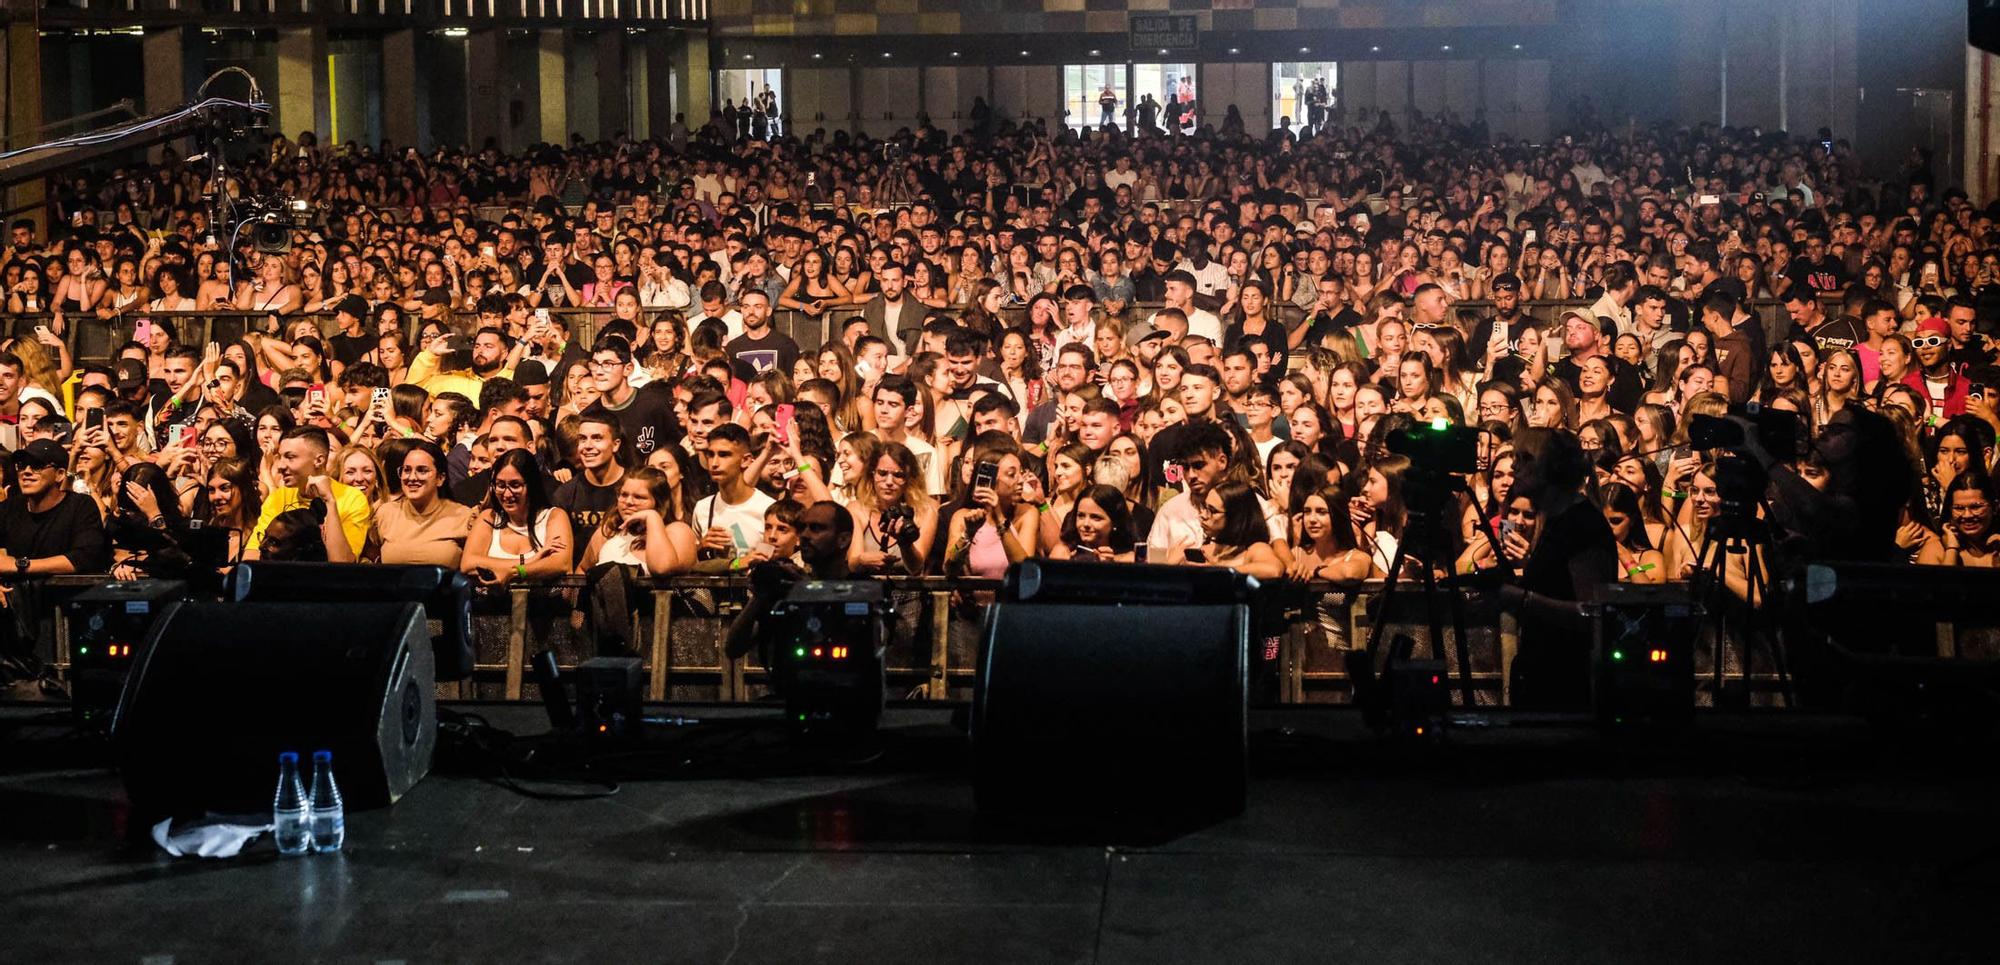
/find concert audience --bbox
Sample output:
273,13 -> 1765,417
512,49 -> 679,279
0,101 -> 1995,702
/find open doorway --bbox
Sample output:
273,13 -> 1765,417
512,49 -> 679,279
1272,62 -> 1338,134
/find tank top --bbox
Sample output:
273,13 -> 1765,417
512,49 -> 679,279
488,509 -> 554,557
965,520 -> 1010,580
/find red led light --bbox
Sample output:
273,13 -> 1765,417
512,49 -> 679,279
1430,675 -> 1439,685
1648,649 -> 1668,663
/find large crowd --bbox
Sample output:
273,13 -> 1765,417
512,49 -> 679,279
0,102 -> 1995,700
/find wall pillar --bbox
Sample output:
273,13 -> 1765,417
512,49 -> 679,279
382,29 -> 423,150
275,27 -> 331,142
674,32 -> 710,127
595,31 -> 629,140
5,23 -> 44,237
465,29 -> 503,151
538,31 -> 568,144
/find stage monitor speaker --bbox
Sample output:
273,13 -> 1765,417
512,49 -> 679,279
1002,558 -> 1258,606
973,602 -> 1247,818
112,601 -> 435,816
227,561 -> 474,680
1975,0 -> 2000,56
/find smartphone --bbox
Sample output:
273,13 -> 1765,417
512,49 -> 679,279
1521,228 -> 1538,247
133,318 -> 154,346
33,325 -> 50,340
1184,547 -> 1208,563
307,383 -> 327,411
481,244 -> 497,259
1162,461 -> 1185,486
972,460 -> 999,491
772,403 -> 795,445
534,307 -> 550,326
371,386 -> 391,407
83,407 -> 106,434
177,425 -> 198,449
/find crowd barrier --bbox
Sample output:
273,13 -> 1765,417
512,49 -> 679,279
5,296 -> 1805,364
13,573 -> 1895,708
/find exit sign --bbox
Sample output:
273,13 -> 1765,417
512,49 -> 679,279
1130,14 -> 1199,52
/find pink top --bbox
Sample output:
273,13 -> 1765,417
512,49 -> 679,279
965,520 -> 1010,580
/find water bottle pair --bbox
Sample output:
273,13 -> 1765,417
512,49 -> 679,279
274,750 -> 345,855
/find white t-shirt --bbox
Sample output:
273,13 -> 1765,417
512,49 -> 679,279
690,308 -> 744,342
691,488 -> 777,558
1150,307 -> 1224,346
1145,489 -> 1287,562
900,434 -> 947,497
1179,259 -> 1231,300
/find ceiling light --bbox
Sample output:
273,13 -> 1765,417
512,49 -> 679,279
1299,47 -> 1310,54
1370,46 -> 1380,52
1441,45 -> 1452,52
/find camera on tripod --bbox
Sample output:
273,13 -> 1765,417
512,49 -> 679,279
1686,402 -> 1804,461
1685,402 -> 1804,532
1386,418 -> 1482,507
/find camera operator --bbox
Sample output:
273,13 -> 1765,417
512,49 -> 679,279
1494,428 -> 1617,710
1719,404 -> 1911,566
723,500 -> 855,660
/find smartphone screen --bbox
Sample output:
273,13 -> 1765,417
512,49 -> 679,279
307,384 -> 327,410
774,403 -> 795,443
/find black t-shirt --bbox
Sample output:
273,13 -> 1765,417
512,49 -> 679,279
1302,307 -> 1365,349
1785,255 -> 1847,294
553,472 -> 623,543
326,331 -> 375,368
1804,315 -> 1866,353
1553,354 -> 1646,414
1510,496 -> 1616,710
0,490 -> 109,573
1129,266 -> 1166,304
582,382 -> 682,460
724,328 -> 801,382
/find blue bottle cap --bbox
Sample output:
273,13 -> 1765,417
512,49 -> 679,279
313,750 -> 333,763
279,751 -> 299,763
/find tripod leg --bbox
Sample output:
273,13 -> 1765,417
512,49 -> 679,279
1358,538 -> 1415,700
1414,561 -> 1455,701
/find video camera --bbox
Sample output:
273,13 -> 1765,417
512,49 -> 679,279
1686,401 -> 1805,461
1386,418 -> 1481,475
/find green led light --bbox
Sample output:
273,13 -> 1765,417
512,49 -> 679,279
1430,417 -> 1448,431
795,647 -> 806,658
77,646 -> 88,655
1611,650 -> 1624,661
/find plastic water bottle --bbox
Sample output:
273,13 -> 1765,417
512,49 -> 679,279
308,750 -> 345,853
273,751 -> 312,855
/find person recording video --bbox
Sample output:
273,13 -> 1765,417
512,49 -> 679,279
1493,428 -> 1617,710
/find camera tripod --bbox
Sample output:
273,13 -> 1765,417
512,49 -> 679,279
1690,513 -> 1793,708
1357,479 -> 1480,713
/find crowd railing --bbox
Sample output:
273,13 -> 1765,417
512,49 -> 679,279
4,296 -> 1807,364
15,573 -> 1874,708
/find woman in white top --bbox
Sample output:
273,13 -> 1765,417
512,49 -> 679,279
462,449 -> 574,590
579,467 -> 697,575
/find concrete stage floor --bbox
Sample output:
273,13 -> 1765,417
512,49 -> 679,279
1,703 -> 1995,964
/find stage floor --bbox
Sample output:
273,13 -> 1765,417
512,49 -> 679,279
2,703 -> 1994,964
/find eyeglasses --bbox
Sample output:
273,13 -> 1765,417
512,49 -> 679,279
1911,335 -> 1949,349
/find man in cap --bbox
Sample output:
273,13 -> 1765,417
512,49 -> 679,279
325,295 -> 376,368
0,439 -> 109,584
1904,316 -> 1972,418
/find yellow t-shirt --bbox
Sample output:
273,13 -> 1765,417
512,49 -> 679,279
250,479 -> 373,557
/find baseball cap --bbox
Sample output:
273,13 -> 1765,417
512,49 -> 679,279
1124,321 -> 1166,347
13,438 -> 68,469
115,358 -> 148,391
1915,317 -> 1951,338
333,294 -> 370,319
